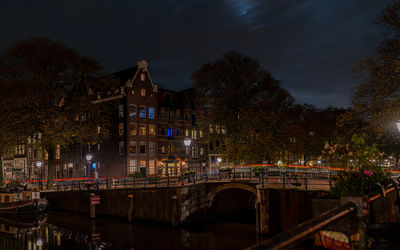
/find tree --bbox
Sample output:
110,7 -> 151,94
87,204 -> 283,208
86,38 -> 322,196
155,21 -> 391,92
0,37 -> 117,188
349,1 -> 400,163
191,51 -> 294,164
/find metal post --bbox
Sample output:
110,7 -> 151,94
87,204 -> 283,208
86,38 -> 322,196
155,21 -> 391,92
128,194 -> 134,223
262,173 -> 264,189
89,193 -> 96,219
305,176 -> 308,190
283,175 -> 286,188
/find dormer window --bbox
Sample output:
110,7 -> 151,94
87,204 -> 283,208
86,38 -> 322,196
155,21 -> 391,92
141,89 -> 146,96
140,73 -> 145,81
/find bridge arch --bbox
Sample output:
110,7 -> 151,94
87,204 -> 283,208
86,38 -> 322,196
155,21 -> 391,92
206,183 -> 258,208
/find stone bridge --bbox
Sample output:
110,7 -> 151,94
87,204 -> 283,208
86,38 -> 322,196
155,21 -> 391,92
43,181 -> 327,235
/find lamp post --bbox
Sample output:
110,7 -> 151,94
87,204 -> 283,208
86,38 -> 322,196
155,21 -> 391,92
35,161 -> 43,178
216,156 -> 222,175
35,161 -> 43,190
184,138 -> 192,172
396,121 -> 400,169
85,153 -> 92,178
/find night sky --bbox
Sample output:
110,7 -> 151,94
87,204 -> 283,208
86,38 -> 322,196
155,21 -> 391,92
0,0 -> 389,107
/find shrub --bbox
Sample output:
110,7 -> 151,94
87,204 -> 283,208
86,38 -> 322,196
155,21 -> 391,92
325,134 -> 391,198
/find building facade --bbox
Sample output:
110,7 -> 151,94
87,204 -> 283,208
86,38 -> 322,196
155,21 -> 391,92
2,60 -> 213,180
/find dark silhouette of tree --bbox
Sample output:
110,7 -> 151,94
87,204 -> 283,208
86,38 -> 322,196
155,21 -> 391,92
192,51 -> 294,164
0,37 -> 118,188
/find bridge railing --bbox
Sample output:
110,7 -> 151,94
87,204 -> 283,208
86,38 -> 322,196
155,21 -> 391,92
29,170 -> 335,191
247,180 -> 400,250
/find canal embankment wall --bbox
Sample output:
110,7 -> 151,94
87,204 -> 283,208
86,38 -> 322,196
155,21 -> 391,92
42,183 -> 328,235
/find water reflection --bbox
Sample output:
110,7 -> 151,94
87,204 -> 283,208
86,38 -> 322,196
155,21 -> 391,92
0,211 -> 258,249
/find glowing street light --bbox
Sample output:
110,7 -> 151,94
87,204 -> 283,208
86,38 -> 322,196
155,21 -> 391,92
85,153 -> 93,162
184,138 -> 192,147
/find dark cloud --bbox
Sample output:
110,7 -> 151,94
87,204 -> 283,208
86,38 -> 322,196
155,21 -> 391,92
0,0 -> 390,107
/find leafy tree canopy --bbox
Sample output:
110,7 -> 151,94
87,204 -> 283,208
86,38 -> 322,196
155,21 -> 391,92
0,37 -> 118,187
191,51 -> 294,163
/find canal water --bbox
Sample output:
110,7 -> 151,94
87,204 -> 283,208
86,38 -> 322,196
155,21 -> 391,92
0,210 -> 260,250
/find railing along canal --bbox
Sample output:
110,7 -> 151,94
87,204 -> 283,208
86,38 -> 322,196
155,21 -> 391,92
27,170 -> 334,191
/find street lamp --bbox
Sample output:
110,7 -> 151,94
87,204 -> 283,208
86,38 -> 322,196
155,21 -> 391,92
217,156 -> 222,174
85,153 -> 92,178
184,138 -> 192,172
35,161 -> 43,178
35,161 -> 43,190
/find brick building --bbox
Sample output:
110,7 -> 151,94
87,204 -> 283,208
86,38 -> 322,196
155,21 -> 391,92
2,60 -> 213,180
61,60 -> 208,178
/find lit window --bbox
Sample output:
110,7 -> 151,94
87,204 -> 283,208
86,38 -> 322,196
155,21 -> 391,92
185,129 -> 189,136
129,141 -> 136,154
191,129 -> 197,140
141,89 -> 146,96
222,126 -> 226,134
139,107 -> 146,118
119,123 -> 124,136
209,124 -> 214,134
167,128 -> 173,138
149,107 -> 155,119
199,130 -> 203,137
140,142 -> 146,154
139,124 -> 146,136
129,160 -> 137,174
129,105 -> 136,117
149,160 -> 155,175
140,160 -> 147,169
161,145 -> 165,153
140,73 -> 145,81
97,126 -> 101,134
200,147 -> 204,155
149,142 -> 155,155
149,125 -> 155,136
216,125 -> 220,134
130,123 -> 137,136
118,105 -> 124,118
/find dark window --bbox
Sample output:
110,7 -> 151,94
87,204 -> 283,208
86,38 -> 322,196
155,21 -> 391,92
168,110 -> 174,123
129,105 -> 136,117
176,129 -> 179,136
191,114 -> 196,126
140,143 -> 146,154
161,128 -> 165,135
210,141 -> 214,151
139,107 -> 146,118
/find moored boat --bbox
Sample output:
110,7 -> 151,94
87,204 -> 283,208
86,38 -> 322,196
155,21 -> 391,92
0,191 -> 47,215
315,230 -> 350,250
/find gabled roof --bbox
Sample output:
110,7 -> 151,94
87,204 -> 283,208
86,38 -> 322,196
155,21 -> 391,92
112,66 -> 138,85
